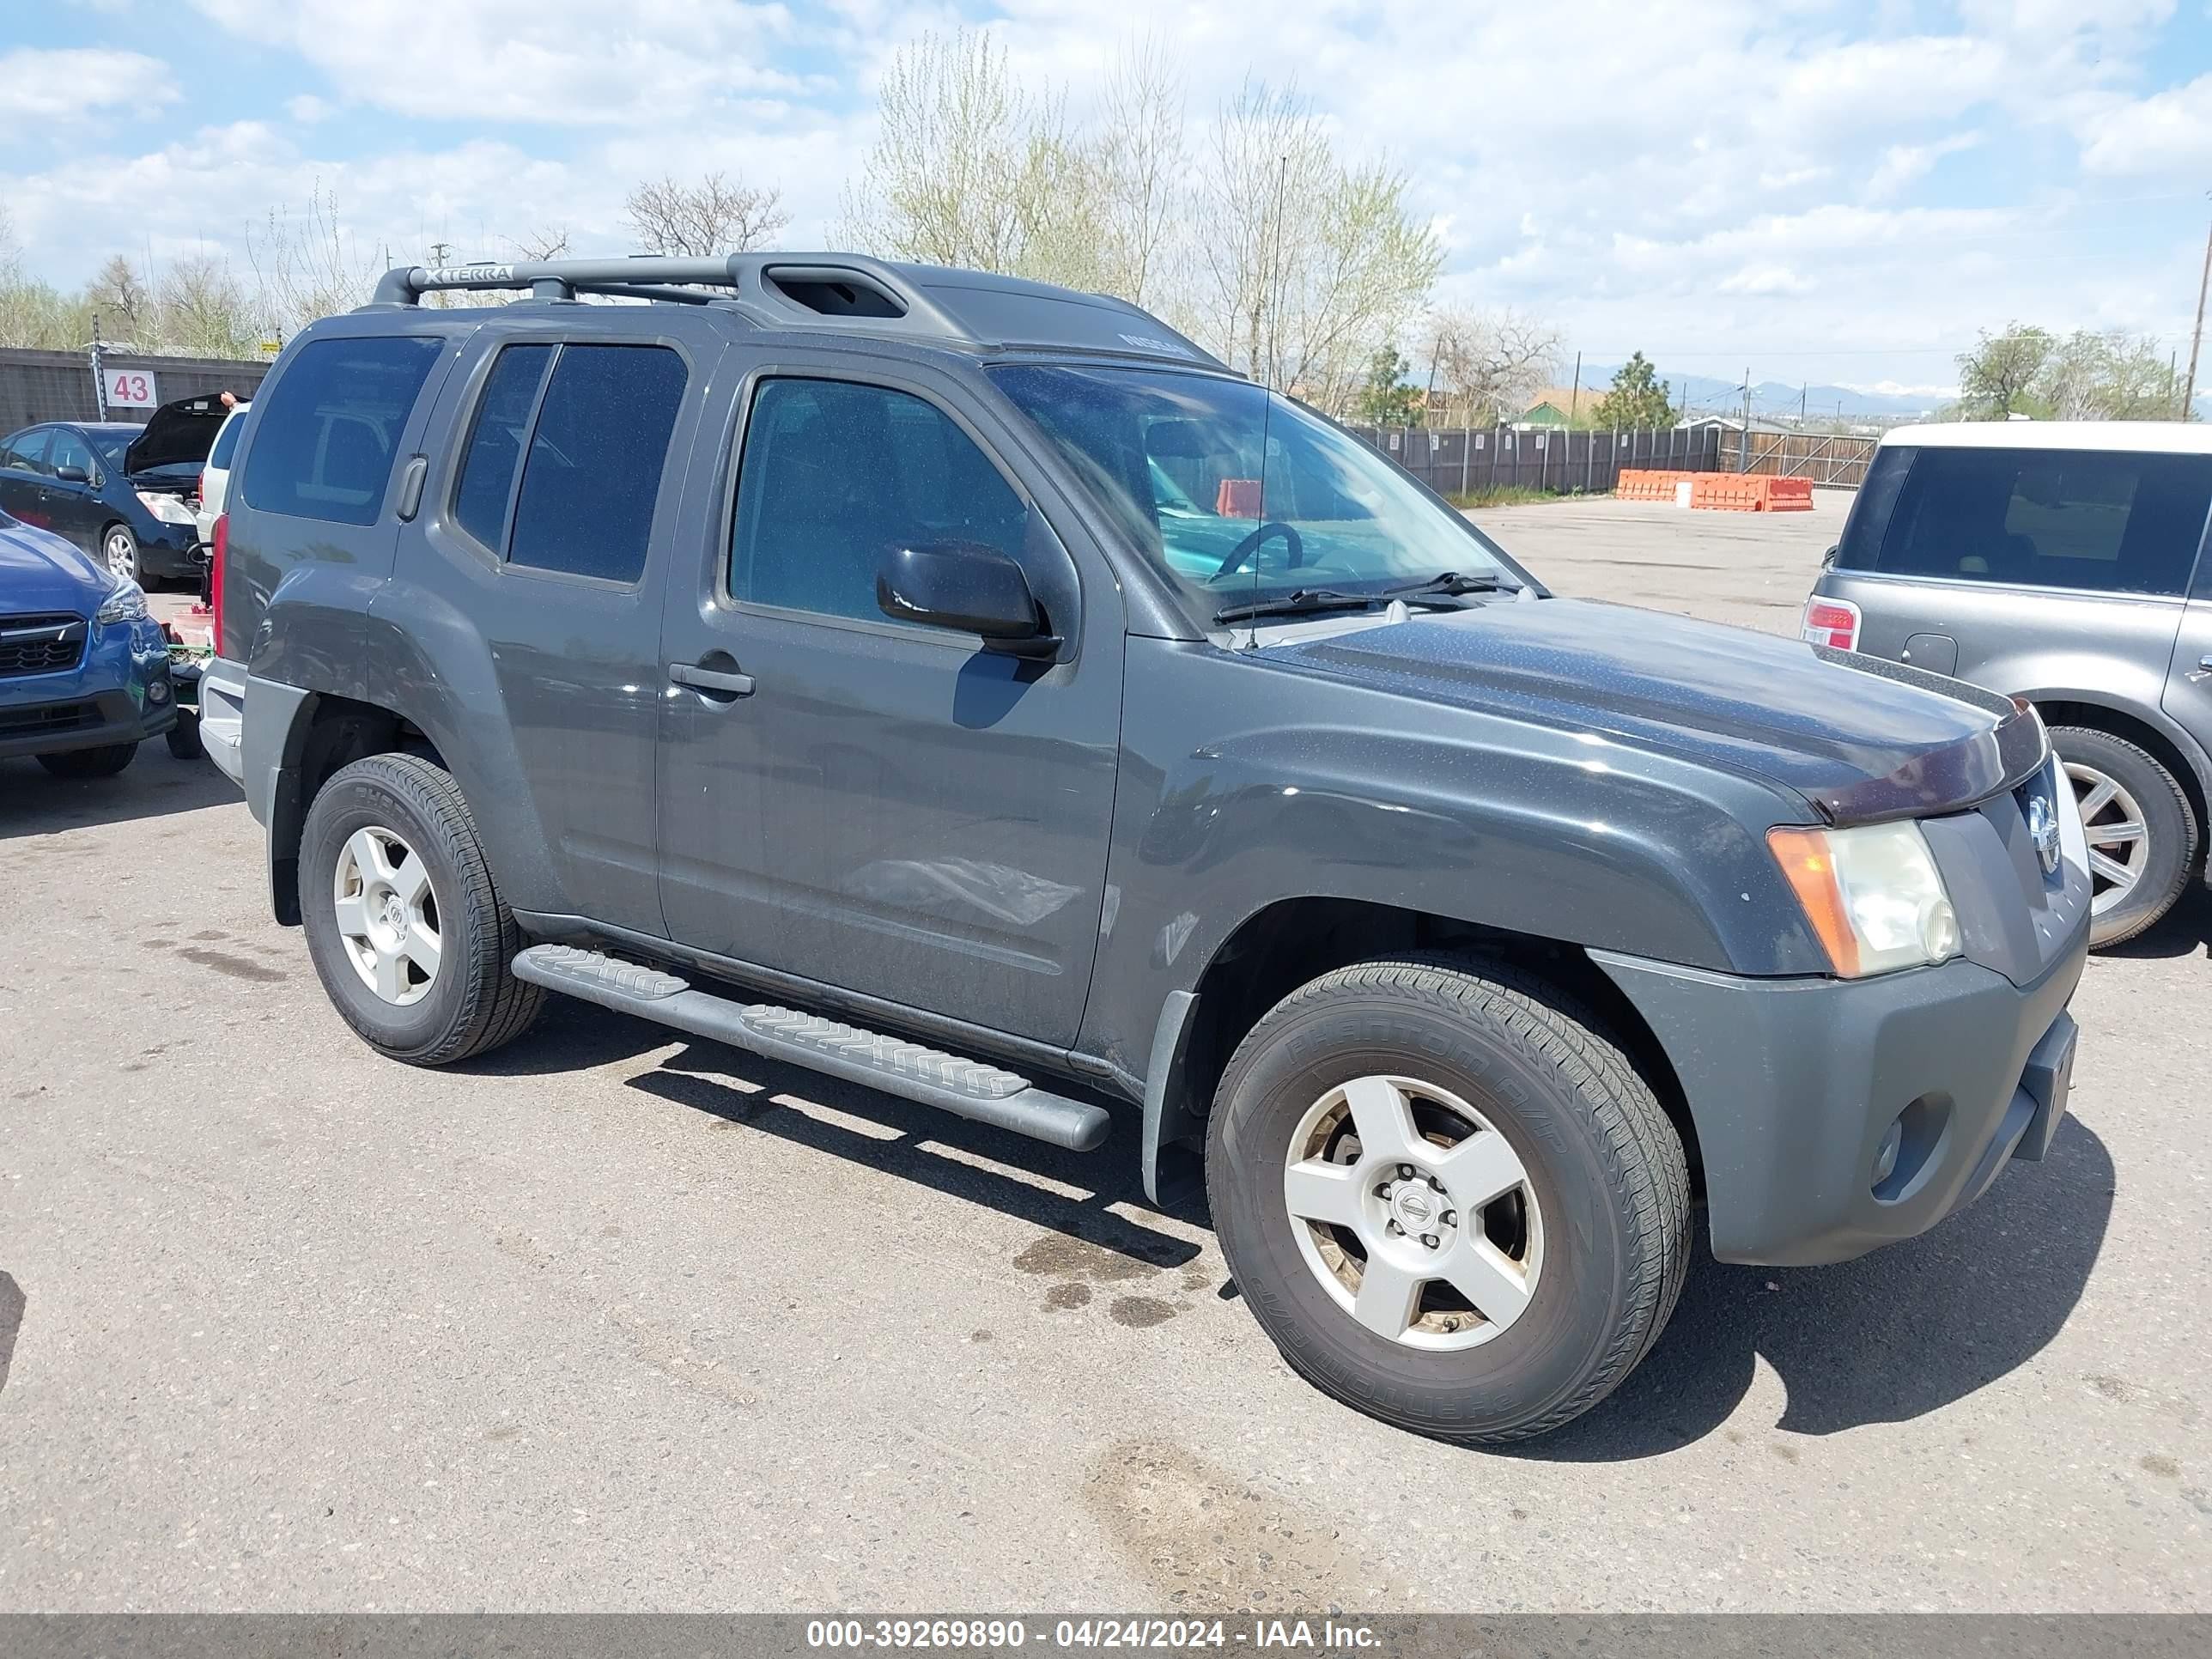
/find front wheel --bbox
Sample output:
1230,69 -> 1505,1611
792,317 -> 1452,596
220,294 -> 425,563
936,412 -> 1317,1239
2051,726 -> 2197,949
101,524 -> 141,584
37,742 -> 137,778
299,752 -> 543,1065
1206,956 -> 1692,1444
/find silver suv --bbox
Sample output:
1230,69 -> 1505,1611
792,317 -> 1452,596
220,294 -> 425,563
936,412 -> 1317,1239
1808,422 -> 2212,945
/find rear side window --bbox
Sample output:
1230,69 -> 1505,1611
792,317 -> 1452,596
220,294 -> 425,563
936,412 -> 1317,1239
240,336 -> 441,526
1839,446 -> 2212,597
451,343 -> 554,552
505,344 -> 688,584
3,428 -> 52,474
729,377 -> 1028,623
207,410 -> 246,470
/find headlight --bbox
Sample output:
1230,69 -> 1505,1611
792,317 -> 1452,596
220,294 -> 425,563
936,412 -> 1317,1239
135,489 -> 198,526
95,580 -> 149,627
1768,820 -> 1961,977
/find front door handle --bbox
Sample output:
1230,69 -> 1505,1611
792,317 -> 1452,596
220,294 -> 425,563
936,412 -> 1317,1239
2192,654 -> 2212,681
669,661 -> 756,697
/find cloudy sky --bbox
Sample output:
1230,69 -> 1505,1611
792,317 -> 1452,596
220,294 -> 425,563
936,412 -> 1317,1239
5,0 -> 2211,395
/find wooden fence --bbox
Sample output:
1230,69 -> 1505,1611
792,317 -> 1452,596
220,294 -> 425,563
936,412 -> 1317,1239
1719,429 -> 1879,489
1345,422 -> 1725,497
0,348 -> 270,433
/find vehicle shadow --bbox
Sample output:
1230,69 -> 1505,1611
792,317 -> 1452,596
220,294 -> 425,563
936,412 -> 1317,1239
2100,884 -> 2212,962
0,750 -> 239,836
458,999 -> 2109,1451
471,995 -> 1201,1269
1509,1115 -> 2115,1460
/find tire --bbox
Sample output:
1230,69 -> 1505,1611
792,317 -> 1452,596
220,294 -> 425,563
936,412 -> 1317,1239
100,523 -> 142,585
1206,954 -> 1692,1445
165,713 -> 204,760
299,752 -> 543,1065
37,742 -> 137,778
2051,726 -> 2197,950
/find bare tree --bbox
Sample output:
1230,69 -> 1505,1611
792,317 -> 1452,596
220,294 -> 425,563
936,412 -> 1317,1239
837,28 -> 1094,286
1420,305 -> 1561,425
509,225 -> 574,262
1194,80 -> 1441,412
156,254 -> 257,358
623,173 -> 787,257
88,253 -> 152,343
1087,40 -> 1186,308
246,182 -> 383,337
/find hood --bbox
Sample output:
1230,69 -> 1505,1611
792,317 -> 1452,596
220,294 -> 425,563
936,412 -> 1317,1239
0,511 -> 112,616
1268,597 -> 2045,823
124,393 -> 228,476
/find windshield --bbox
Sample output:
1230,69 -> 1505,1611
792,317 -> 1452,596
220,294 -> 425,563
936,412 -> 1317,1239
989,363 -> 1528,622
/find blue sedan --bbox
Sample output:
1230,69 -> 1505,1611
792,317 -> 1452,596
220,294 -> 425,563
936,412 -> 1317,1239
0,507 -> 176,777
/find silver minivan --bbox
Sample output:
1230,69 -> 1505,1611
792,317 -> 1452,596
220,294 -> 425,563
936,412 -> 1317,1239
1807,422 -> 2212,946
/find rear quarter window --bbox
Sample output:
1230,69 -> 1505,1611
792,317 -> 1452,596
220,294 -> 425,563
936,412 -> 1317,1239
240,336 -> 442,526
1838,445 -> 2212,598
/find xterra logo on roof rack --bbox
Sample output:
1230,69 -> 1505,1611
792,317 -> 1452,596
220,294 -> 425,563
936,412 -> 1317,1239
1118,332 -> 1194,358
423,264 -> 512,284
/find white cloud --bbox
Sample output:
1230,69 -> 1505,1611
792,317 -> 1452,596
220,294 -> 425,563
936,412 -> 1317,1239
0,48 -> 179,120
1863,133 -> 1982,202
2079,73 -> 2212,177
1717,264 -> 1814,297
286,94 -> 332,125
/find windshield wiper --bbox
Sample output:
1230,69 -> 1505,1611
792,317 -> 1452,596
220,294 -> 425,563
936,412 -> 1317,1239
1385,569 -> 1519,599
1212,588 -> 1375,626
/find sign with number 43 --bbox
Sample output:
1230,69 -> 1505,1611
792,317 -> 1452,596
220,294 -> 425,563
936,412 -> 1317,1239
101,367 -> 158,408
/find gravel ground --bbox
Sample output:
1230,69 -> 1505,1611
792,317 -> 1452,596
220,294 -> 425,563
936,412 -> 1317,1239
3,495 -> 2206,1611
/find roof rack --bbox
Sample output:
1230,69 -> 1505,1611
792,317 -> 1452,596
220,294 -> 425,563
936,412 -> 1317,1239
368,253 -> 971,338
363,252 -> 1226,368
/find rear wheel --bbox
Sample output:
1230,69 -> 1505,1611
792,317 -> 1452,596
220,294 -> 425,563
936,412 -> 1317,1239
2051,726 -> 2196,949
299,752 -> 543,1065
36,742 -> 137,779
1206,955 -> 1692,1444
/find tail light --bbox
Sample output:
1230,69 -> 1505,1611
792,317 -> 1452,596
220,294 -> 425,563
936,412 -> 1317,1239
210,513 -> 228,655
1800,595 -> 1860,651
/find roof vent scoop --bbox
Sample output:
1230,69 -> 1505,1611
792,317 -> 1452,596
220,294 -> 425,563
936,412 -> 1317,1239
763,267 -> 907,319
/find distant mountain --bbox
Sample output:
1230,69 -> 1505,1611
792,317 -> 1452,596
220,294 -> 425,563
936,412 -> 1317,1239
1577,365 -> 1948,422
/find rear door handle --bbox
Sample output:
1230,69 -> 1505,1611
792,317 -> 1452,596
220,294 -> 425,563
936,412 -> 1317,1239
669,661 -> 756,697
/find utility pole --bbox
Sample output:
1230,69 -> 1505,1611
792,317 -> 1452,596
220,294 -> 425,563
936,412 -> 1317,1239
89,313 -> 106,419
1740,366 -> 1752,472
2185,205 -> 2212,422
1569,350 -> 1582,424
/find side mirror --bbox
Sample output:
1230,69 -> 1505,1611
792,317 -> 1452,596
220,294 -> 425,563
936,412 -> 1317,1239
53,465 -> 89,485
1820,543 -> 1840,570
877,540 -> 1061,659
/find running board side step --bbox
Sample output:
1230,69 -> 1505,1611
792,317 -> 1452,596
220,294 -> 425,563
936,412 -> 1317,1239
511,945 -> 1111,1152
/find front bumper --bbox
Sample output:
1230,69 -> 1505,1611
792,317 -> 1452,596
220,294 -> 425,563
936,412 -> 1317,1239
1594,927 -> 2087,1267
0,615 -> 177,760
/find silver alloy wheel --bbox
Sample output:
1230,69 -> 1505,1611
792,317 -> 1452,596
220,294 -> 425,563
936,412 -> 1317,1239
1281,1073 -> 1543,1352
104,528 -> 136,580
2065,761 -> 2148,915
332,824 -> 441,1006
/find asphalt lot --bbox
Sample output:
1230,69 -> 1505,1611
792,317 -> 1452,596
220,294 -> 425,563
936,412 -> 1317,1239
3,494 -> 2208,1611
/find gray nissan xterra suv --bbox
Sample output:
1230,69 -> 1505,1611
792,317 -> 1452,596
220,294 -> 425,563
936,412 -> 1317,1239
198,254 -> 2090,1443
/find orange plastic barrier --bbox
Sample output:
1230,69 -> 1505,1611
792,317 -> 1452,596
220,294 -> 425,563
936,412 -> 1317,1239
1689,474 -> 1815,512
1616,469 -> 1695,501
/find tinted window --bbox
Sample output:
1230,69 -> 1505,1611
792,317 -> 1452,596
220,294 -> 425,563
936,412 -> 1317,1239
507,344 -> 687,583
207,409 -> 246,470
3,428 -> 51,474
46,429 -> 94,478
451,344 -> 554,552
1842,446 -> 2212,598
240,336 -> 442,526
731,378 -> 1028,622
